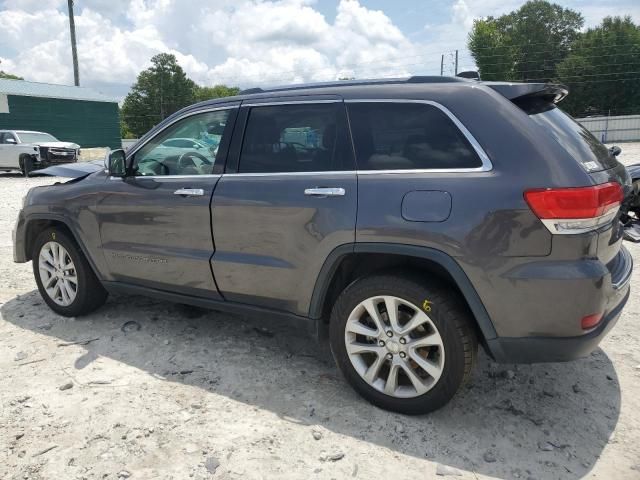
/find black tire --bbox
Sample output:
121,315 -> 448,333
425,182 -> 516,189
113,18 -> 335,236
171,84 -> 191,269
329,273 -> 477,415
32,227 -> 108,316
21,155 -> 34,177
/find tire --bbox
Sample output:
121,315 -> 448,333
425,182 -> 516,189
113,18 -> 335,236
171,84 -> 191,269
32,227 -> 108,316
21,155 -> 34,177
329,273 -> 477,415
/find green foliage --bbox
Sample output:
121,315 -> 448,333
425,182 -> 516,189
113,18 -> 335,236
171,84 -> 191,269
121,53 -> 196,137
468,1 -> 583,82
120,53 -> 240,137
556,16 -> 640,116
0,71 -> 24,80
194,85 -> 240,103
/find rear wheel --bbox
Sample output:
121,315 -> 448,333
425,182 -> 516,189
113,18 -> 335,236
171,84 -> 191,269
33,228 -> 108,316
329,274 -> 477,415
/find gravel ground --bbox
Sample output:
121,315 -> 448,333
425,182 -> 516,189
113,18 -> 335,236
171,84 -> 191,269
1,144 -> 639,480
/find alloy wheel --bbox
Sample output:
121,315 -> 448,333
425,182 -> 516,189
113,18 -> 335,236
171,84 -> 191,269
344,295 -> 445,398
38,241 -> 78,307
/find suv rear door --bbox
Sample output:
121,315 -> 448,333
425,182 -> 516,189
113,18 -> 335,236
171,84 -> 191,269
210,98 -> 357,315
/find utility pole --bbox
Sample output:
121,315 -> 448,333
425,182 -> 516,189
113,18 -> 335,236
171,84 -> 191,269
67,0 -> 80,86
454,50 -> 458,76
440,54 -> 444,76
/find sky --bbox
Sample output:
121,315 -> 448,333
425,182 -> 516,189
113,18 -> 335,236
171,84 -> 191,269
0,0 -> 638,101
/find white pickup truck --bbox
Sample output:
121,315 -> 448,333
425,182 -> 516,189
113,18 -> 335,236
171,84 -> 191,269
0,130 -> 80,176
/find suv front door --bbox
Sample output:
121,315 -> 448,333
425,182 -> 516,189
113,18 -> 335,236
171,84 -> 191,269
96,105 -> 238,298
211,99 -> 357,315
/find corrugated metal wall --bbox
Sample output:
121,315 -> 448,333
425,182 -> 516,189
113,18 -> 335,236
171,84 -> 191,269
576,114 -> 640,143
0,94 -> 120,148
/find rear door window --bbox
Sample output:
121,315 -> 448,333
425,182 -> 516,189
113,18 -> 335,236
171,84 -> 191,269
238,102 -> 354,173
527,105 -> 617,172
347,102 -> 482,170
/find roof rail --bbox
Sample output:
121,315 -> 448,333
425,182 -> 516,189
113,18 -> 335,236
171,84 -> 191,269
238,76 -> 469,95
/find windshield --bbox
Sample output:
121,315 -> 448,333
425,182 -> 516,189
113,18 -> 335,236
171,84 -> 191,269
528,105 -> 617,172
17,132 -> 59,143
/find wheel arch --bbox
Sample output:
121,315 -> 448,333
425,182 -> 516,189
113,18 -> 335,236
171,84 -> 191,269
23,215 -> 103,281
309,243 -> 497,343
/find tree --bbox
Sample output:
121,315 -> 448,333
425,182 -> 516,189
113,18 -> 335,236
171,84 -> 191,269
468,1 -> 583,82
121,53 -> 196,137
556,16 -> 640,117
194,84 -> 240,103
0,71 -> 23,80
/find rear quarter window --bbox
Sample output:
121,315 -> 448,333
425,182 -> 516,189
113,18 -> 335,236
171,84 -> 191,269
527,105 -> 617,172
347,102 -> 482,170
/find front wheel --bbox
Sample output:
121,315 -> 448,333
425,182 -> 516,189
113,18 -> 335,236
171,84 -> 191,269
33,228 -> 108,316
20,156 -> 34,177
329,274 -> 477,415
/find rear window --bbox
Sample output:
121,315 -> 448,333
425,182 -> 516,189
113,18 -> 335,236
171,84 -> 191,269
347,102 -> 482,170
527,104 -> 617,172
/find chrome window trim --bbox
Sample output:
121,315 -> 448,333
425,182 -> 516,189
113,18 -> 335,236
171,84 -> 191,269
222,98 -> 493,176
109,174 -> 221,181
345,98 -> 493,173
125,104 -> 238,163
221,171 -> 353,178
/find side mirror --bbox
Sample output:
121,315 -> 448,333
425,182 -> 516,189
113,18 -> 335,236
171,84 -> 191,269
5,138 -> 16,144
108,149 -> 128,177
609,145 -> 622,157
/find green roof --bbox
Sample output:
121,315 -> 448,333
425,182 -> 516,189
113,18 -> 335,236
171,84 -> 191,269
0,78 -> 116,103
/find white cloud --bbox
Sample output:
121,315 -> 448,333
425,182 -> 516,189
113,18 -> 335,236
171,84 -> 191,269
0,0 -> 423,97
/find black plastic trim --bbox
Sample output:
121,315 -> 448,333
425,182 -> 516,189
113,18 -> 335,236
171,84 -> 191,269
308,242 -> 498,341
21,213 -> 103,281
103,281 -> 317,336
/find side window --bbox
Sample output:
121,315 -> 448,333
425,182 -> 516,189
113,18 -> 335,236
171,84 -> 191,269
238,103 -> 353,173
0,132 -> 15,144
133,109 -> 232,176
347,102 -> 482,170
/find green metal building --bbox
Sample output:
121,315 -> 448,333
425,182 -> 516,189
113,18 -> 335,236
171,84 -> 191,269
0,79 -> 120,149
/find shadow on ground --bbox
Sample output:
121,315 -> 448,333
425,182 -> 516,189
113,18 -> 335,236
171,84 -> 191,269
2,291 -> 621,479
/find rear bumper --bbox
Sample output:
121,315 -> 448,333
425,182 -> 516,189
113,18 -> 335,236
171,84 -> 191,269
486,285 -> 629,363
485,246 -> 632,363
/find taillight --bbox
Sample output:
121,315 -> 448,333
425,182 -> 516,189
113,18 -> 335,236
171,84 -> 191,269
524,182 -> 623,234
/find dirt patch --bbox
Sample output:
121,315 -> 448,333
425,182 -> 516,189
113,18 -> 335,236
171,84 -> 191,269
1,146 -> 639,479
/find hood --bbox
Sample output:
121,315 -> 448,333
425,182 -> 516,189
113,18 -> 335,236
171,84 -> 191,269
31,141 -> 80,149
35,160 -> 104,178
627,163 -> 640,181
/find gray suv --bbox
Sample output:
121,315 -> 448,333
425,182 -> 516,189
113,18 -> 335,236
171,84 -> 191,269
13,77 -> 633,414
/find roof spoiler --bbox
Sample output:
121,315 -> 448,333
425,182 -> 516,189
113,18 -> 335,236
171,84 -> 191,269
485,82 -> 569,104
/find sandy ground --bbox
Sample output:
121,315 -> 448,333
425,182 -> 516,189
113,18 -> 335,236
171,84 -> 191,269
1,144 -> 639,480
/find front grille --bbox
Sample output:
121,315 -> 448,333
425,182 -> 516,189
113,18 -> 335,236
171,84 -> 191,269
39,147 -> 77,164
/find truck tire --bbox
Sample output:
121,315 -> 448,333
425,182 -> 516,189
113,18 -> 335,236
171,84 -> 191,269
329,274 -> 477,415
32,227 -> 108,316
21,155 -> 34,177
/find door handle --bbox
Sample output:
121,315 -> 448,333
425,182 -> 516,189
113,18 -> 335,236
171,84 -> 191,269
304,187 -> 346,197
174,188 -> 204,196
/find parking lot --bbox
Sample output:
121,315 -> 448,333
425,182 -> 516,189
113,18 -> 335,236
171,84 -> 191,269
0,145 -> 639,480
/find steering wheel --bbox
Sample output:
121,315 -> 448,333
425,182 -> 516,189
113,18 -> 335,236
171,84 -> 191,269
177,151 -> 212,173
136,158 -> 169,176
